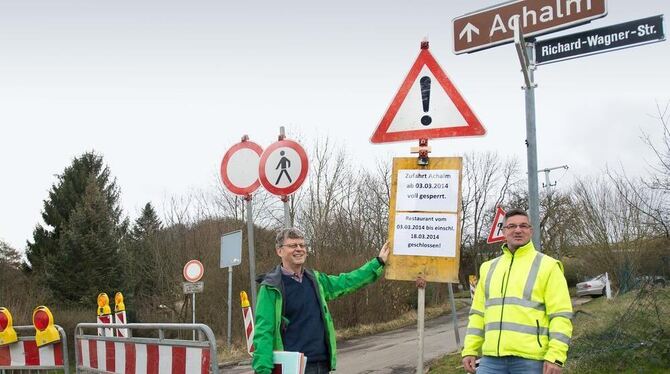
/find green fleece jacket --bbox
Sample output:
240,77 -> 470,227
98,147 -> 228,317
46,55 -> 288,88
252,258 -> 385,373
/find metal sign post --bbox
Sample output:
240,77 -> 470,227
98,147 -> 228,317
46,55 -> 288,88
192,293 -> 196,341
228,266 -> 233,345
183,260 -> 204,341
514,23 -> 542,250
220,138 -> 263,311
245,198 -> 258,310
448,284 -> 461,349
417,285 -> 425,374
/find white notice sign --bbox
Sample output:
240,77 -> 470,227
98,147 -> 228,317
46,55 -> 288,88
395,169 -> 459,212
393,212 -> 458,257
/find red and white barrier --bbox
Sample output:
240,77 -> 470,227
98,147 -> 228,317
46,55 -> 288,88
0,341 -> 64,368
114,311 -> 128,338
98,314 -> 113,337
77,339 -> 210,374
242,304 -> 254,355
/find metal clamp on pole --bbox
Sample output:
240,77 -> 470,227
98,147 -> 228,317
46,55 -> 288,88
411,138 -> 431,166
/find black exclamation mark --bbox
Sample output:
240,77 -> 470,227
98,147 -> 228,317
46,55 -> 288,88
420,76 -> 432,126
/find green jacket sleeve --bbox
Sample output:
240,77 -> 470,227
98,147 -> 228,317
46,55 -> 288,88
252,285 -> 278,374
462,263 -> 486,357
543,262 -> 573,365
316,258 -> 385,302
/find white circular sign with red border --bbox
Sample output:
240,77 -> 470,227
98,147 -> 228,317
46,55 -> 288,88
183,260 -> 204,283
258,139 -> 309,196
220,140 -> 263,196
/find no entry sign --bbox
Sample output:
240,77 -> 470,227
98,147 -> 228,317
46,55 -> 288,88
220,140 -> 263,196
183,260 -> 204,283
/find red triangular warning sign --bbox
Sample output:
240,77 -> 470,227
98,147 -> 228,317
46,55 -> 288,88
487,206 -> 506,244
371,42 -> 485,144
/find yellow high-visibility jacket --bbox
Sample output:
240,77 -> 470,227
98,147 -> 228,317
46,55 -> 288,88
462,241 -> 573,366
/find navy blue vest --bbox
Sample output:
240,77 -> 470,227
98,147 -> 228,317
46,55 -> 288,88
281,274 -> 328,362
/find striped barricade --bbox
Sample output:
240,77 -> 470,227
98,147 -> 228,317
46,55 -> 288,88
240,291 -> 254,356
0,325 -> 69,372
74,323 -> 218,374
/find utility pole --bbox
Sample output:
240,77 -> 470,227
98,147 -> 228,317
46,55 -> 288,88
539,165 -> 569,189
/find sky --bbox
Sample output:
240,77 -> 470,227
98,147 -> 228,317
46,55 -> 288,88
1,0 -> 669,251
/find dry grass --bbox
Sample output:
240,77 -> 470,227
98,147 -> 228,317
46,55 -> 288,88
218,341 -> 252,365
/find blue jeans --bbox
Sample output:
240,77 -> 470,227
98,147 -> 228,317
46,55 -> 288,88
477,356 -> 544,374
304,360 -> 330,374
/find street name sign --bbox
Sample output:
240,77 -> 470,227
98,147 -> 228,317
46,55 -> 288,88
182,281 -> 204,294
386,157 -> 462,283
258,139 -> 309,196
453,0 -> 608,54
371,42 -> 485,143
535,15 -> 665,64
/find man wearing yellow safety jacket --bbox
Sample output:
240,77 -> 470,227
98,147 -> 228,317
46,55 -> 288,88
462,209 -> 573,374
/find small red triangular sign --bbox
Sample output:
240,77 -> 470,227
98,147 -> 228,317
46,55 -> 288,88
371,42 -> 485,144
487,206 -> 506,244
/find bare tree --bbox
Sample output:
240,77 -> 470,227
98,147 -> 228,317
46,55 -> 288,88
460,152 -> 520,280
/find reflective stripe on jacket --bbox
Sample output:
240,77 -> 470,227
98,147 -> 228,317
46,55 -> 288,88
252,258 -> 385,374
462,241 -> 573,365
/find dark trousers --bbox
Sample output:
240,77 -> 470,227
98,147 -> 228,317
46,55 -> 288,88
304,361 -> 330,374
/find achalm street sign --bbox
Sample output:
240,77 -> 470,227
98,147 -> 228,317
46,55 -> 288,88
453,0 -> 608,54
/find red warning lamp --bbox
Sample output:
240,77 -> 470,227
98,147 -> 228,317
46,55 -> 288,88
34,309 -> 50,330
0,307 -> 18,346
32,306 -> 60,347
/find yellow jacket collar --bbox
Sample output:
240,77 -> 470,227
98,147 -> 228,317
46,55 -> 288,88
501,240 -> 536,257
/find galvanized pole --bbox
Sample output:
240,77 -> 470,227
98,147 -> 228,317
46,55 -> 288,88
524,41 -> 541,250
447,284 -> 461,348
515,23 -> 542,251
283,198 -> 291,228
245,197 -> 257,309
192,293 -> 196,340
227,266 -> 233,346
417,287 -> 425,374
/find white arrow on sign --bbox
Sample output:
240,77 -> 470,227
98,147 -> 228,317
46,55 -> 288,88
459,23 -> 479,43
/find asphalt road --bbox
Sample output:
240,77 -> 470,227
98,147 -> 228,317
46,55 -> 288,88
222,297 -> 590,373
222,307 -> 470,374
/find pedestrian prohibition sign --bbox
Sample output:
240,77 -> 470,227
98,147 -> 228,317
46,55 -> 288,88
258,139 -> 309,196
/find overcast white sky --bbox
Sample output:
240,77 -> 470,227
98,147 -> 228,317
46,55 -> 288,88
1,1 -> 669,251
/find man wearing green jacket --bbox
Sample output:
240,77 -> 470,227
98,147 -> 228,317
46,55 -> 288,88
252,228 -> 389,374
462,209 -> 573,374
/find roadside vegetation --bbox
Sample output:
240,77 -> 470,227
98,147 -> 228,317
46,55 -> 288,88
427,286 -> 670,373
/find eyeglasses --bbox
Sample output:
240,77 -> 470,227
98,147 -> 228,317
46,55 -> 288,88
504,224 -> 532,230
282,243 -> 308,249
